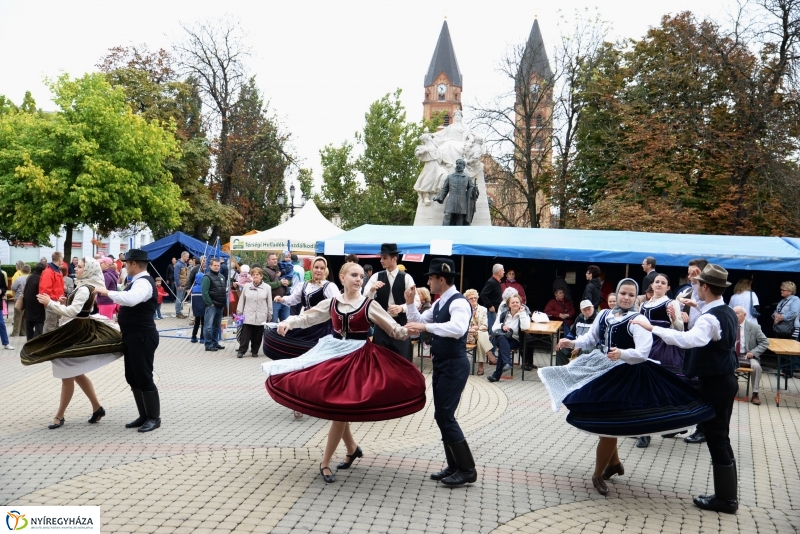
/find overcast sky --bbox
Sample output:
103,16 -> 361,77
0,0 -> 731,190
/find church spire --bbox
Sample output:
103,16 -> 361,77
424,21 -> 462,87
520,18 -> 552,81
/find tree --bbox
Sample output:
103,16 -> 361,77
0,73 -> 185,259
318,89 -> 435,229
98,45 -> 239,239
175,20 -> 249,237
224,77 -> 292,234
571,2 -> 800,235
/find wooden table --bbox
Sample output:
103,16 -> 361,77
519,321 -> 563,380
767,338 -> 800,407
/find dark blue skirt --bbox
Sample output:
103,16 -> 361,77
263,321 -> 333,360
563,361 -> 714,437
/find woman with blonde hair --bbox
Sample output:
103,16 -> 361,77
236,267 -> 272,358
464,289 -> 494,375
266,261 -> 425,483
728,278 -> 760,324
773,281 -> 800,340
21,257 -> 124,429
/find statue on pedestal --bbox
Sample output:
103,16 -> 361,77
432,159 -> 478,226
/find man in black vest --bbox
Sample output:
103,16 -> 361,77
405,258 -> 476,487
93,249 -> 161,433
633,264 -> 738,514
202,259 -> 227,352
364,243 -> 419,362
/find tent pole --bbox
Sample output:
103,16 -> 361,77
625,264 -> 629,278
460,256 -> 464,292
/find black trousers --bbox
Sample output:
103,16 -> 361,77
373,328 -> 413,362
698,373 -> 738,466
191,316 -> 205,339
122,328 -> 160,391
238,324 -> 265,355
26,321 -> 44,341
432,356 -> 469,443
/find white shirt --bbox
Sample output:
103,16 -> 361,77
405,285 -> 471,339
281,280 -> 340,307
491,309 -> 531,342
652,298 -> 725,349
737,322 -> 747,356
363,267 -> 420,315
573,310 -> 652,364
729,291 -> 759,324
107,272 -> 154,307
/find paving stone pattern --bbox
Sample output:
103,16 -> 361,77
2,315 -> 800,533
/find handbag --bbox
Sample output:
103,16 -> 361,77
14,297 -> 24,312
774,320 -> 794,337
749,291 -> 760,318
531,311 -> 549,323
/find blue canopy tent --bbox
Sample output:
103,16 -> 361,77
317,225 -> 800,272
142,232 -> 229,289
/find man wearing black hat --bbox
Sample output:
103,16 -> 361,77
363,243 -> 419,362
405,258 -> 476,487
93,249 -> 161,433
633,264 -> 738,514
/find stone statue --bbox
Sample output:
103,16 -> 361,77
433,159 -> 476,226
413,134 -> 446,205
412,110 -> 492,226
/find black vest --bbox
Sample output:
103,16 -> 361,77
374,271 -> 407,326
431,293 -> 468,360
597,310 -> 637,350
67,285 -> 98,318
683,305 -> 738,377
302,282 -> 330,310
118,275 -> 158,331
205,271 -> 227,307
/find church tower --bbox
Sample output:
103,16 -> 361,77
422,20 -> 462,126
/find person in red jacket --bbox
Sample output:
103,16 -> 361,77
154,277 -> 168,320
501,268 -> 527,305
39,252 -> 65,333
545,288 -> 576,336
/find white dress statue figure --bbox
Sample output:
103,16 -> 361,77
413,134 -> 446,205
413,110 -> 492,227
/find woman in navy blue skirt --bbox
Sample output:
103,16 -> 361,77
539,278 -> 714,496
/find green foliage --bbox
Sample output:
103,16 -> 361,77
0,73 -> 186,250
99,45 -> 238,239
318,89 -> 439,229
296,168 -> 314,199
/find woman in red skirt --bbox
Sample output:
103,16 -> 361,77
267,262 -> 425,483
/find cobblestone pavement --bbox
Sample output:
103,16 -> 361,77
2,315 -> 800,533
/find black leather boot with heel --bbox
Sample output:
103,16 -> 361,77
138,389 -> 161,433
430,441 -> 457,481
441,439 -> 478,486
125,389 -> 147,428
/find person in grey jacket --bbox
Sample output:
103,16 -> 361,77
733,306 -> 769,405
235,267 -> 272,358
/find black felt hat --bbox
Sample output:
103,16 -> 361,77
423,258 -> 459,277
380,243 -> 400,255
125,249 -> 149,262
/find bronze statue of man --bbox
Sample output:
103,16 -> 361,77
433,159 -> 475,226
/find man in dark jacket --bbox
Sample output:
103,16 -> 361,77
634,264 -> 739,514
479,264 -> 504,357
554,300 -> 598,365
202,259 -> 227,352
583,265 -> 602,309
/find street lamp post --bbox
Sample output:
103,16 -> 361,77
276,183 -> 306,218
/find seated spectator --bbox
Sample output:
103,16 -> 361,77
487,294 -> 530,383
464,289 -> 495,375
501,269 -> 526,305
545,289 -> 576,336
554,300 -> 599,365
733,306 -> 769,405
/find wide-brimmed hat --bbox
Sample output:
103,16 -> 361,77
423,258 -> 459,277
695,263 -> 731,288
125,249 -> 149,262
380,243 -> 400,255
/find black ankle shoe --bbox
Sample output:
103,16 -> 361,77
693,494 -> 738,514
48,417 -> 65,429
441,469 -> 478,486
126,416 -> 147,428
430,466 -> 458,481
138,418 -> 161,433
88,407 -> 105,424
684,431 -> 706,443
336,446 -> 363,469
319,464 -> 335,483
636,436 -> 651,448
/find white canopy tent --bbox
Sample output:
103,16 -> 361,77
229,199 -> 342,254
